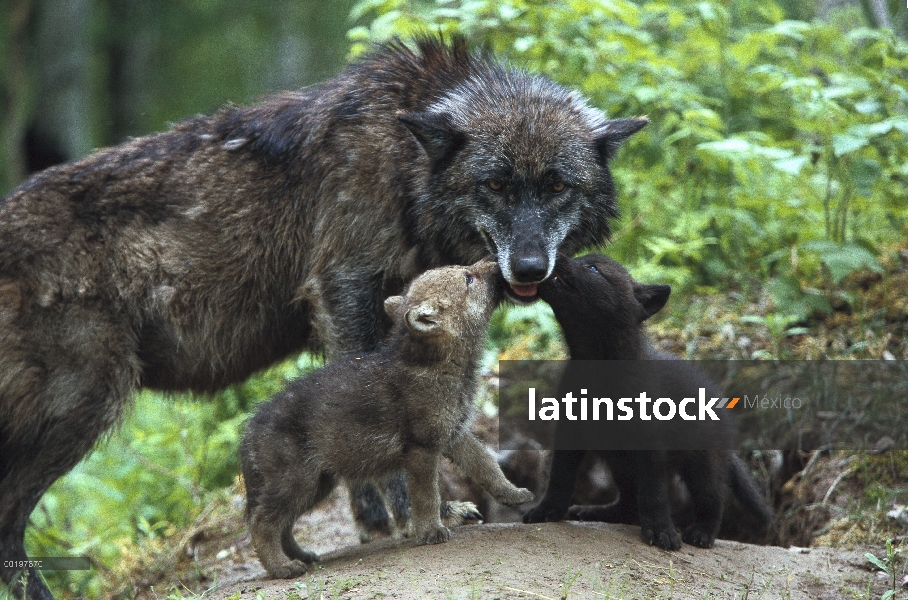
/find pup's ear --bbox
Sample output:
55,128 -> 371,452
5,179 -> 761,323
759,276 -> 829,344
595,117 -> 648,163
384,295 -> 406,321
634,283 -> 671,321
399,113 -> 464,171
405,302 -> 441,335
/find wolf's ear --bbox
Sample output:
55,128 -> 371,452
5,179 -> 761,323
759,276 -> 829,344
384,295 -> 406,321
399,113 -> 464,171
634,283 -> 671,321
405,302 -> 441,335
595,117 -> 648,163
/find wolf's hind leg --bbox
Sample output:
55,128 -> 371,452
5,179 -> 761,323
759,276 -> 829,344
1,304 -> 140,600
249,465 -> 330,579
278,471 -> 336,564
382,471 -> 412,535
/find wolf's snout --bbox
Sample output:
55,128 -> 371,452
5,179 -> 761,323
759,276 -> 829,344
506,254 -> 548,299
511,255 -> 548,284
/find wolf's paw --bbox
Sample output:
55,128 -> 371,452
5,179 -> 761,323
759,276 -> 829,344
682,524 -> 717,548
566,506 -> 595,521
284,545 -> 319,564
522,502 -> 567,523
356,513 -> 395,544
641,523 -> 682,551
441,501 -> 484,527
415,525 -> 452,546
394,516 -> 412,538
265,559 -> 309,579
495,487 -> 534,506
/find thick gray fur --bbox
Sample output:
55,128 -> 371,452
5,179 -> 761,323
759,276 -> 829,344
240,259 -> 533,578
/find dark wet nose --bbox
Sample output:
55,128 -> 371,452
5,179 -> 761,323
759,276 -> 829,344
511,255 -> 548,283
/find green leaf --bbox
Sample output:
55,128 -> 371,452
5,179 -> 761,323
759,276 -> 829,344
848,120 -> 897,138
767,274 -> 831,320
864,551 -> 888,572
831,134 -> 868,157
773,155 -> 808,175
850,159 -> 881,196
853,99 -> 881,114
768,20 -> 810,41
698,138 -> 751,154
890,117 -> 908,133
802,241 -> 883,284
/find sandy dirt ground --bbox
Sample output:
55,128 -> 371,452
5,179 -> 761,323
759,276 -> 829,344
202,490 -> 884,600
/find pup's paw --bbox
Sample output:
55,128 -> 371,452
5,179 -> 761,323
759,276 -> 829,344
356,512 -> 395,544
284,545 -> 319,564
265,559 -> 309,579
566,506 -> 595,521
392,514 -> 412,539
566,506 -> 620,522
415,525 -> 452,546
640,523 -> 682,551
496,487 -> 534,506
441,501 -> 484,527
682,524 -> 717,548
522,502 -> 567,523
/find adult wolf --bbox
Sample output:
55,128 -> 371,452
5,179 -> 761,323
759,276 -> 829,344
0,36 -> 645,598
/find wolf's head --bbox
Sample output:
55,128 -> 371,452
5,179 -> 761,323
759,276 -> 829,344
384,258 -> 502,355
540,254 -> 670,328
401,62 -> 646,304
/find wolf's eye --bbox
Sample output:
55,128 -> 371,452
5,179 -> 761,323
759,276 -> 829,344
587,264 -> 600,274
487,180 -> 503,192
465,273 -> 474,285
551,182 -> 566,194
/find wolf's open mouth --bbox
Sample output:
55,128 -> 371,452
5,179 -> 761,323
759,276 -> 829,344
509,283 -> 538,297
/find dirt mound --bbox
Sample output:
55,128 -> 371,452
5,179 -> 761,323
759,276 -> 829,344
219,520 -> 879,599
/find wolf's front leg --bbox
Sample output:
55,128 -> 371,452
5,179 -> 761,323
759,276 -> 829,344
404,448 -> 449,545
445,433 -> 534,506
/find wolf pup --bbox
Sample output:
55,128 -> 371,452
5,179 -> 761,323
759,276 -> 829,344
522,254 -> 772,550
241,258 -> 534,578
0,37 -> 645,598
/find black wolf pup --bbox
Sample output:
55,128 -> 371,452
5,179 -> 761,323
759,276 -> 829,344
0,35 -> 644,598
522,254 -> 772,550
241,259 -> 533,578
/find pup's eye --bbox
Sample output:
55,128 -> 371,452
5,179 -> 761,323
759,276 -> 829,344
465,273 -> 474,285
551,182 -> 566,194
587,264 -> 600,274
487,180 -> 503,192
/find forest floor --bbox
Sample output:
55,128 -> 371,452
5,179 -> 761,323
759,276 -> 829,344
119,484 -> 896,600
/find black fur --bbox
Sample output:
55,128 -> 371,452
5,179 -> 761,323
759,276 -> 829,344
522,254 -> 772,550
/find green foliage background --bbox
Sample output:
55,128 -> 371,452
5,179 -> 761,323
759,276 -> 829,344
348,0 -> 907,311
6,0 -> 907,597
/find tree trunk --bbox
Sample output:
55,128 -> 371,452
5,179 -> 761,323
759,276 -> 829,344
1,0 -> 31,194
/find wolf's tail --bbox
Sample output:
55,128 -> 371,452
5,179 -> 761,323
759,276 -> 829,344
729,453 -> 774,528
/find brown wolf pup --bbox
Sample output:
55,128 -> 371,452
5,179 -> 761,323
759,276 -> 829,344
523,254 -> 772,550
0,36 -> 644,598
241,259 -> 534,578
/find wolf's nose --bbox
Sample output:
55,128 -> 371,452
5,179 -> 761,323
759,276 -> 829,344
511,256 -> 548,283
